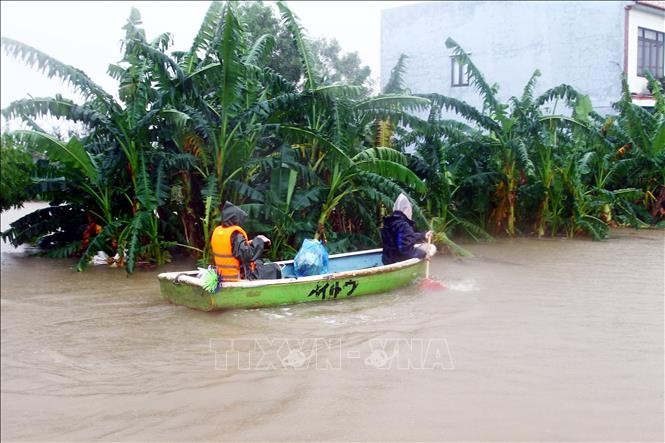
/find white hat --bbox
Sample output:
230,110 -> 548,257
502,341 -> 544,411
393,193 -> 413,220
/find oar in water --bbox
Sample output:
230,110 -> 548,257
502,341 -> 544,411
420,232 -> 446,290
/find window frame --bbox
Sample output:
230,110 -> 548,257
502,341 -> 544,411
450,55 -> 470,87
637,26 -> 664,79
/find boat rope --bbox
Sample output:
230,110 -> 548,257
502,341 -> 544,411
174,272 -> 187,284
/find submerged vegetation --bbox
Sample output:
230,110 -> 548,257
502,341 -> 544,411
1,1 -> 663,274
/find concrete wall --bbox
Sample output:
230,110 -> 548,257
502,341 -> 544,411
381,1 -> 629,115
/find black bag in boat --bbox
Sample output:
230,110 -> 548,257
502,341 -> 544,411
254,259 -> 282,280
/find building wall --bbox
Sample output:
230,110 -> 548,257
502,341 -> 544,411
381,1 -> 628,115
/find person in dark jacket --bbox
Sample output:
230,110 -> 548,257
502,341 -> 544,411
211,201 -> 280,280
381,193 -> 435,265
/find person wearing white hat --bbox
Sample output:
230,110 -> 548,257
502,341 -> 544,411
380,193 -> 436,265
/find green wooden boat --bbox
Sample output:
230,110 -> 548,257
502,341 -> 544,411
157,248 -> 427,311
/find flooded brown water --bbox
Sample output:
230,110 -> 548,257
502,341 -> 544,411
1,203 -> 663,442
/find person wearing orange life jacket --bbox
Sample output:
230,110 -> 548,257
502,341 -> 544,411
211,201 -> 278,281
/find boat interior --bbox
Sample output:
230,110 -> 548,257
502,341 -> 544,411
278,249 -> 383,278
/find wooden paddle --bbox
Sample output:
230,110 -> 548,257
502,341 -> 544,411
420,229 -> 446,290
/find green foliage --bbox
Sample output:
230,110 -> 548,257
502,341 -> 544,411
1,204 -> 86,248
238,1 -> 372,91
311,37 -> 372,93
383,54 -> 409,94
0,134 -> 35,211
1,2 -> 663,278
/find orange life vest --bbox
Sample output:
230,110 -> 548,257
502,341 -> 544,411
211,225 -> 254,281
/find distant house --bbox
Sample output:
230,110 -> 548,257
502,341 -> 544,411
381,1 -> 665,113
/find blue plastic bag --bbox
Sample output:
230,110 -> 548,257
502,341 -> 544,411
293,239 -> 329,277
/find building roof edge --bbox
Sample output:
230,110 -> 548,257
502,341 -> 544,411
634,1 -> 665,11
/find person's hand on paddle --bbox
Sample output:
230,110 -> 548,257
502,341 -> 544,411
424,230 -> 434,261
255,234 -> 271,246
420,227 -> 445,290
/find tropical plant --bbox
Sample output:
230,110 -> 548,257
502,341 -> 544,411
610,73 -> 665,222
415,38 -> 622,240
253,2 -> 432,247
3,1 -> 662,278
0,133 -> 35,211
1,9 -> 188,272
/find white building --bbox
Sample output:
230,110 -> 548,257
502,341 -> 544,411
381,1 -> 665,112
626,0 -> 665,106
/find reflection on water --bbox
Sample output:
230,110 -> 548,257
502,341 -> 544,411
1,205 -> 663,441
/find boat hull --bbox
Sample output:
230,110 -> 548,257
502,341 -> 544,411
158,249 -> 425,311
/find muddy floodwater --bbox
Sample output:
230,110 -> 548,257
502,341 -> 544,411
1,203 -> 663,441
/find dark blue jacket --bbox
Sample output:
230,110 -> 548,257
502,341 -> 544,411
381,211 -> 427,265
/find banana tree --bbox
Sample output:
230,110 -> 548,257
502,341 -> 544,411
611,73 -> 665,221
438,38 -> 531,235
403,121 -> 495,242
281,123 -> 426,239
1,10 -> 191,272
431,38 -> 612,237
0,129 -> 130,268
161,1 -> 286,261
238,142 -> 321,259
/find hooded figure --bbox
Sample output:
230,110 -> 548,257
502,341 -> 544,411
380,193 -> 434,265
211,201 -> 273,281
392,193 -> 413,220
221,201 -> 247,227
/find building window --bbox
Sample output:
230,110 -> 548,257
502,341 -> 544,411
451,56 -> 469,87
638,27 -> 664,78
